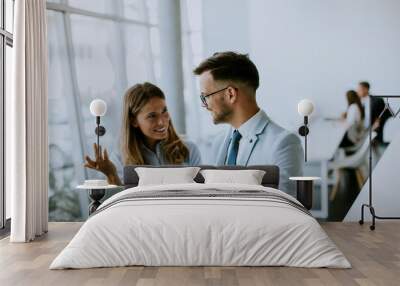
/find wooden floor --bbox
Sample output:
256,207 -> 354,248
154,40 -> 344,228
0,222 -> 399,286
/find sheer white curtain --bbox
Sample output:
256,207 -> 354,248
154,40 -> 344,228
9,0 -> 48,242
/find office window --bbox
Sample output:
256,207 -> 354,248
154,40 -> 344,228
47,10 -> 84,221
180,0 -> 219,163
47,0 -> 159,221
1,0 -> 13,229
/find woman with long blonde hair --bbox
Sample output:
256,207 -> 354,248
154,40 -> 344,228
84,82 -> 201,185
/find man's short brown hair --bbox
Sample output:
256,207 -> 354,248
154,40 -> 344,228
193,51 -> 259,91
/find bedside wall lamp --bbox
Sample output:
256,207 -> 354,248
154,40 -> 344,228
89,99 -> 107,151
297,99 -> 314,162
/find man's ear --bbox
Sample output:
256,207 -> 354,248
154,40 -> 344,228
226,86 -> 238,104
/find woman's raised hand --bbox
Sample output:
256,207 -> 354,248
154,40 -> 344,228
84,143 -> 118,180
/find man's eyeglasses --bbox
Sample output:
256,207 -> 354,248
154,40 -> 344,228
200,86 -> 229,107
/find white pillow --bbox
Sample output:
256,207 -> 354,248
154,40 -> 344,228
200,169 -> 266,185
135,167 -> 201,186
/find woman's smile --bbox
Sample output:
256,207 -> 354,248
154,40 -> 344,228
153,126 -> 167,134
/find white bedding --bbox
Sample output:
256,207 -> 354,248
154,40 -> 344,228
50,183 -> 351,269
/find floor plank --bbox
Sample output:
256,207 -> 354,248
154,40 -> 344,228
0,222 -> 399,286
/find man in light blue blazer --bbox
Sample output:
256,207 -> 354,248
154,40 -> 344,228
193,52 -> 303,196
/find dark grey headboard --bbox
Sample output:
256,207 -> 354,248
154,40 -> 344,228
123,165 -> 280,189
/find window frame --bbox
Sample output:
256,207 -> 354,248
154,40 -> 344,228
46,1 -> 160,221
0,0 -> 14,231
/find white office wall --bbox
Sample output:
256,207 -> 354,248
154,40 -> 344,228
248,0 -> 400,129
202,0 -> 250,56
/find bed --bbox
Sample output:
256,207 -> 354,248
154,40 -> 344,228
50,165 -> 350,269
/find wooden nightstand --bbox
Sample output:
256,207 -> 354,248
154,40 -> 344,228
76,185 -> 122,215
289,177 -> 320,210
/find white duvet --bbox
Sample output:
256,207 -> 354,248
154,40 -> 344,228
50,183 -> 351,269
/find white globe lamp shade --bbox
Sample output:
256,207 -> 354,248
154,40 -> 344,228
90,99 -> 107,117
298,99 -> 314,116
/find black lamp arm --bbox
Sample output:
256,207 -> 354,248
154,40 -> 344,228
94,116 -> 106,150
298,116 -> 309,162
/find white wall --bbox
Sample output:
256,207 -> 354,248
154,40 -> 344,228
248,0 -> 400,129
203,0 -> 250,56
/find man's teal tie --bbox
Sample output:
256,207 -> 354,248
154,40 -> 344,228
226,130 -> 242,165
